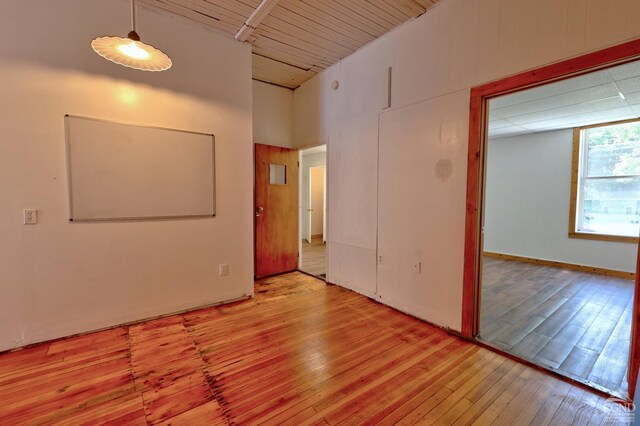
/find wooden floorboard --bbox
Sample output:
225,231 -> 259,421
480,256 -> 634,397
300,236 -> 326,277
0,272 -> 632,424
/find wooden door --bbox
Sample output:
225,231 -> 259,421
255,144 -> 299,278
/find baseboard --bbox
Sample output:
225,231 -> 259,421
483,251 -> 636,280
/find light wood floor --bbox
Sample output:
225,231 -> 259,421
301,236 -> 326,277
0,272 -> 631,424
480,256 -> 634,397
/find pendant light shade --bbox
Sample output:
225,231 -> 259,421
91,0 -> 172,72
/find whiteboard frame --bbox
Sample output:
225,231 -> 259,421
64,114 -> 216,222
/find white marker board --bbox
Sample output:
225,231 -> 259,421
65,115 -> 215,221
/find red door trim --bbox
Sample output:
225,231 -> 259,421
462,37 -> 640,398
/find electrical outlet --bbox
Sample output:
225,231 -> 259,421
378,255 -> 384,264
412,262 -> 422,274
23,208 -> 37,225
219,264 -> 229,277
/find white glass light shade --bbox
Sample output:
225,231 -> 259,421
91,36 -> 172,72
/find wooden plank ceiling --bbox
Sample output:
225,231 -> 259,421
140,0 -> 438,89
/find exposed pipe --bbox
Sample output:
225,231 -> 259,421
235,0 -> 280,42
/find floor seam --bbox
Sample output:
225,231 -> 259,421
182,314 -> 235,426
124,326 -> 151,425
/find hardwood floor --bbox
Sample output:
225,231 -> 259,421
300,236 -> 326,277
480,256 -> 634,398
0,272 -> 632,424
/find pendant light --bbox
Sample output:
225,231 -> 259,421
91,0 -> 172,72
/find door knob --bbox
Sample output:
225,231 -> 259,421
256,206 -> 264,217
307,209 -> 313,212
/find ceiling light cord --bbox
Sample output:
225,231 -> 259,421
128,0 -> 140,41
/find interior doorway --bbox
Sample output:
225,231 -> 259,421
299,145 -> 327,279
480,60 -> 640,398
463,40 -> 640,401
254,143 -> 299,278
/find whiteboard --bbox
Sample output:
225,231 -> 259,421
65,115 -> 215,221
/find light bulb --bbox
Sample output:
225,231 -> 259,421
117,41 -> 151,60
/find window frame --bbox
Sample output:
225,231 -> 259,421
569,118 -> 640,244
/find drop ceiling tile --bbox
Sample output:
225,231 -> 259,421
628,103 -> 640,117
608,60 -> 640,81
506,97 -> 628,125
489,69 -> 612,109
487,59 -> 640,137
490,83 -> 619,119
625,92 -> 640,104
488,119 -> 516,130
615,76 -> 640,95
488,125 -> 532,137
520,107 -> 635,131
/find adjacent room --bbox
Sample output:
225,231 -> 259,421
299,145 -> 327,279
1,0 -> 640,424
479,59 -> 640,398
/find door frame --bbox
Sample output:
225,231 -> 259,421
461,37 -> 640,399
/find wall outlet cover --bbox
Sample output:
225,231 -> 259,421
23,208 -> 37,225
219,264 -> 229,276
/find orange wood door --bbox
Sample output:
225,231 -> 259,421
255,144 -> 299,278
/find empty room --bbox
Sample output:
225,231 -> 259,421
479,61 -> 640,398
1,0 -> 640,424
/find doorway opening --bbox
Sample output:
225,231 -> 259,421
299,145 -> 327,279
480,64 -> 640,396
463,39 -> 640,401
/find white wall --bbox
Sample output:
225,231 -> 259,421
484,130 -> 637,273
253,80 -> 294,148
0,0 -> 253,351
294,0 -> 640,331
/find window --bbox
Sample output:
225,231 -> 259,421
269,163 -> 286,185
570,119 -> 640,242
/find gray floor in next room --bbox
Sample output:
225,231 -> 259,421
479,256 -> 633,397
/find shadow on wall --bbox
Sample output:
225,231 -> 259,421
0,0 -> 251,109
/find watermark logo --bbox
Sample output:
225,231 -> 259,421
603,397 -> 635,424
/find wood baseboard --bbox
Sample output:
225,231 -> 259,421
483,251 -> 636,280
